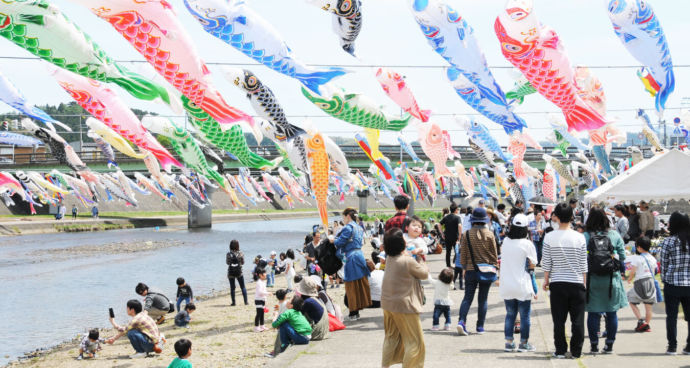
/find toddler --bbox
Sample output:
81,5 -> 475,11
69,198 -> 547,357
167,338 -> 192,368
430,268 -> 454,330
77,328 -> 103,360
254,267 -> 270,332
174,303 -> 196,329
403,216 -> 427,262
176,277 -> 194,312
267,251 -> 277,287
273,289 -> 289,319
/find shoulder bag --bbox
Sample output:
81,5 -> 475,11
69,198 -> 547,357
466,230 -> 498,283
642,255 -> 663,303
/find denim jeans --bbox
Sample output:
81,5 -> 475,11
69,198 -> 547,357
126,329 -> 154,353
587,312 -> 618,345
504,299 -> 532,342
433,305 -> 451,327
176,296 -> 191,312
458,271 -> 492,328
267,270 -> 275,286
279,323 -> 310,348
664,284 -> 690,349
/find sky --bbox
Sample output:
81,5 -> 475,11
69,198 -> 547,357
0,0 -> 688,146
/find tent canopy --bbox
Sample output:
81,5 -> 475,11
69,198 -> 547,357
585,149 -> 690,203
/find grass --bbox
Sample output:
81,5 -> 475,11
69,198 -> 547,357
53,223 -> 134,232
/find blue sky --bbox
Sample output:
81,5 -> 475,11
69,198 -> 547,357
0,0 -> 688,145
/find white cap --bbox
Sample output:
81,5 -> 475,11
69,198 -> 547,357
270,251 -> 276,256
512,214 -> 529,227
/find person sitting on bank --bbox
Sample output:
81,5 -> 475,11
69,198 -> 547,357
106,299 -> 164,359
135,282 -> 171,324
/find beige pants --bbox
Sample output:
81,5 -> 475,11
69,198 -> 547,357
147,307 -> 167,320
381,310 -> 425,368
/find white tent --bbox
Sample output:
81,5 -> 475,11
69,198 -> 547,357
585,149 -> 690,203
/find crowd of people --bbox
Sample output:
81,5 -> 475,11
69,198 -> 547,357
73,194 -> 690,367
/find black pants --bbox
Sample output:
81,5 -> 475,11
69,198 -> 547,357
255,300 -> 265,326
664,284 -> 690,349
549,282 -> 586,357
453,266 -> 463,288
228,275 -> 248,305
445,237 -> 457,267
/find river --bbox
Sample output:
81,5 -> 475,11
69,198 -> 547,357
0,217 -> 320,366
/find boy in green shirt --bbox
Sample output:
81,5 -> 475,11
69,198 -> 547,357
167,339 -> 192,368
271,296 -> 312,353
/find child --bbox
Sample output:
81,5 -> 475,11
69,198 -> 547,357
273,289 -> 289,319
254,267 -> 270,332
285,250 -> 296,292
403,216 -> 427,262
453,242 -> 464,290
430,268 -> 454,330
77,328 -> 103,360
176,277 -> 194,312
167,338 -> 192,368
276,253 -> 286,275
626,237 -> 657,332
271,296 -> 312,353
174,303 -> 196,329
267,251 -> 277,287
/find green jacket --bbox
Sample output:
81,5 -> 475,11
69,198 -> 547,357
271,309 -> 312,336
584,230 -> 628,312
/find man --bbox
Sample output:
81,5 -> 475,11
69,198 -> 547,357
638,201 -> 655,237
496,204 -> 508,228
384,195 -> 409,232
106,299 -> 163,359
135,283 -> 171,324
478,199 -> 486,208
71,204 -> 78,219
613,205 -> 629,241
542,203 -> 588,359
91,205 -> 99,219
440,203 -> 462,268
304,232 -> 320,276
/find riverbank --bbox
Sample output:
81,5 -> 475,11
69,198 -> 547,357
7,265 -> 345,368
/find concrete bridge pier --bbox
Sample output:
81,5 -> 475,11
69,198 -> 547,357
188,187 -> 214,229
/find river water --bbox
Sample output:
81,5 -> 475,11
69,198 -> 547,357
0,217 -> 320,366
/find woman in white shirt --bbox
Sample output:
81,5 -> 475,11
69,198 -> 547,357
499,214 -> 538,353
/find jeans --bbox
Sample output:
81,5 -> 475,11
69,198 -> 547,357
549,282 -> 586,357
664,284 -> 690,349
228,275 -> 247,305
176,296 -> 190,312
458,271 -> 492,328
126,329 -> 154,353
445,238 -> 457,267
279,323 -> 310,348
587,312 -> 618,346
267,270 -> 275,286
504,299 -> 532,342
534,241 -> 543,264
433,305 -> 451,327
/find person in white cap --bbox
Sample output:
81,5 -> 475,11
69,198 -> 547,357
499,214 -> 538,353
267,251 -> 277,287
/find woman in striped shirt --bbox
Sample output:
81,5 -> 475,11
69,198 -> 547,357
542,203 -> 588,359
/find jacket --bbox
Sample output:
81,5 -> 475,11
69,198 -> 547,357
381,254 -> 429,314
144,288 -> 170,312
584,231 -> 628,312
334,223 -> 370,282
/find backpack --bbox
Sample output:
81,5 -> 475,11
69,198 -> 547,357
586,232 -> 620,300
226,251 -> 242,278
317,239 -> 343,276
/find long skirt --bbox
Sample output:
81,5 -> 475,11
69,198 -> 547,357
381,310 -> 425,368
344,277 -> 372,312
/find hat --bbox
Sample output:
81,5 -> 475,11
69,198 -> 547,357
478,199 -> 485,205
378,251 -> 386,260
296,277 -> 319,297
270,251 -> 276,256
512,214 -> 529,227
308,275 -> 322,287
470,207 -> 489,223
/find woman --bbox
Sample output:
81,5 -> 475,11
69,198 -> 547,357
584,207 -> 627,354
381,228 -> 428,368
226,240 -> 248,306
285,249 -> 296,292
659,212 -> 690,355
499,214 -> 538,352
334,208 -> 371,320
296,277 -> 329,341
457,207 -> 499,336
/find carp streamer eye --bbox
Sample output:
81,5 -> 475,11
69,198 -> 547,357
339,0 -> 352,13
318,102 -> 330,109
503,43 -> 523,53
246,76 -> 257,87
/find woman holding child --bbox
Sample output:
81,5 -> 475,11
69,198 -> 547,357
334,208 -> 371,321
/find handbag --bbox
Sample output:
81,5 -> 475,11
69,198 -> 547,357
328,313 -> 346,331
465,231 -> 498,283
642,255 -> 663,303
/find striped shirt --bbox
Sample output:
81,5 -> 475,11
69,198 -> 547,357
460,227 -> 498,271
542,229 -> 587,284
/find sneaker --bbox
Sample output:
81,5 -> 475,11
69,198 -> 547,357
443,324 -> 451,331
518,342 -> 536,352
76,355 -> 83,361
551,352 -> 566,359
476,326 -> 485,335
505,342 -> 516,352
129,352 -> 147,359
665,346 -> 677,355
456,321 -> 468,336
264,351 -> 276,358
635,319 -> 644,330
682,346 -> 690,355
254,326 -> 262,332
431,326 -> 440,331
590,344 -> 598,355
346,314 -> 360,321
601,344 -> 613,354
330,284 -> 334,289
514,321 -> 521,334
336,284 -> 340,288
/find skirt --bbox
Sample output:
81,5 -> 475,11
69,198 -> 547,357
345,277 -> 372,312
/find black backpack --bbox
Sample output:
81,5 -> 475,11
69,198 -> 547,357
226,251 -> 242,278
316,239 -> 343,276
586,232 -> 620,300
